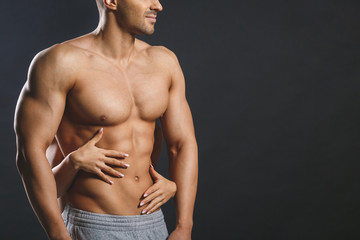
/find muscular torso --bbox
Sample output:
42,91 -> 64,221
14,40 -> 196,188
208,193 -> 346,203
55,36 -> 171,215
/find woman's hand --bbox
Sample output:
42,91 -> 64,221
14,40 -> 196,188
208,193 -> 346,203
68,128 -> 130,184
140,165 -> 177,214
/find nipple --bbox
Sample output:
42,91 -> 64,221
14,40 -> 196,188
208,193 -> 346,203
100,115 -> 107,121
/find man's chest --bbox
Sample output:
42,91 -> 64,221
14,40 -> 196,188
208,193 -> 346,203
65,63 -> 170,125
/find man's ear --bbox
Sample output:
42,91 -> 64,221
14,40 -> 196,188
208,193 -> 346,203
103,0 -> 117,10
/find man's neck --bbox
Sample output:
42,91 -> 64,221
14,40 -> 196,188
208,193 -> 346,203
93,17 -> 136,66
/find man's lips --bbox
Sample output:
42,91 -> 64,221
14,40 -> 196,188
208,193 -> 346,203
146,16 -> 157,23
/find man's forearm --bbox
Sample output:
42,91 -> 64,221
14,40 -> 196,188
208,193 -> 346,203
169,139 -> 198,230
17,152 -> 70,239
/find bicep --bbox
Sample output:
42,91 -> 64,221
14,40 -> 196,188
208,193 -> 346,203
15,84 -> 66,156
160,57 -> 195,147
15,52 -> 69,156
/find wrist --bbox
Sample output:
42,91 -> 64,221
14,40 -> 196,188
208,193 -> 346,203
47,227 -> 71,240
67,152 -> 79,171
176,221 -> 193,231
48,234 -> 71,240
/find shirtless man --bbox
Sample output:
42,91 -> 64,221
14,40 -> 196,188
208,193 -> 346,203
47,123 -> 171,213
14,0 -> 198,239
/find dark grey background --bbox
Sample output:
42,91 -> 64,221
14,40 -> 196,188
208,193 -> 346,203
1,0 -> 360,239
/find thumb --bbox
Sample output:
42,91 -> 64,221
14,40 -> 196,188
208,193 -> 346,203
149,164 -> 161,181
89,128 -> 103,145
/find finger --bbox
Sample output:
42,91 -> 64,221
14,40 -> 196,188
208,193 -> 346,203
142,184 -> 160,198
149,164 -> 161,181
88,128 -> 103,145
101,165 -> 124,178
147,200 -> 165,215
103,149 -> 129,159
142,197 -> 164,215
103,157 -> 130,168
140,189 -> 162,206
96,169 -> 114,185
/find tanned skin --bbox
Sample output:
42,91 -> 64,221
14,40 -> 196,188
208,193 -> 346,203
46,123 -> 167,213
15,0 -> 198,239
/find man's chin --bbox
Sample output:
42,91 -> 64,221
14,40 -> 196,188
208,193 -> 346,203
134,26 -> 155,36
144,31 -> 155,36
138,30 -> 155,36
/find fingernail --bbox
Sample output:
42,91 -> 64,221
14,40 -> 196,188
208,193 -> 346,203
99,128 -> 103,133
118,173 -> 124,177
150,164 -> 154,169
146,211 -> 151,215
140,202 -> 144,207
109,180 -> 114,184
124,153 -> 129,157
124,163 -> 130,168
143,193 -> 148,197
142,209 -> 147,214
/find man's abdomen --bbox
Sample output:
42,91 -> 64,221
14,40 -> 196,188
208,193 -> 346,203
65,156 -> 154,216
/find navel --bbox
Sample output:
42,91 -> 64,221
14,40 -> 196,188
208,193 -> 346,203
134,176 -> 140,182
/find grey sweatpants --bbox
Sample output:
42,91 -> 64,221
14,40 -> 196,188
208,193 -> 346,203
62,205 -> 168,240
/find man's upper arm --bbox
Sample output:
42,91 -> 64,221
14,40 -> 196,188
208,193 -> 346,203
160,49 -> 196,150
15,45 -> 73,161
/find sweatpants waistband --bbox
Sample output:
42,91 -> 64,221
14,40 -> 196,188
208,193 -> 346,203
62,205 -> 165,231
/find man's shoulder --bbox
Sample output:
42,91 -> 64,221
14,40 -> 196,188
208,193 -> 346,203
136,40 -> 179,66
31,42 -> 83,70
27,42 -> 83,88
147,45 -> 178,64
